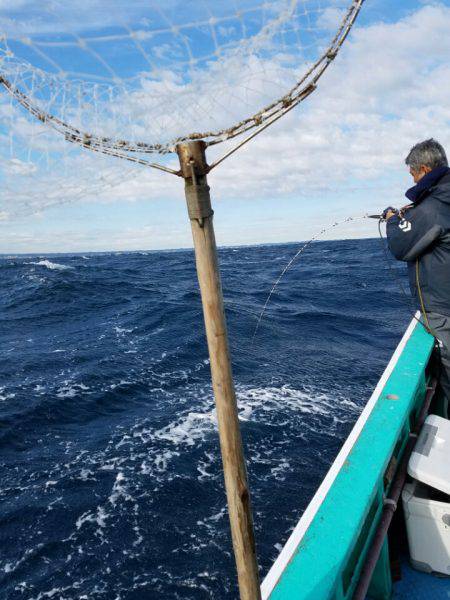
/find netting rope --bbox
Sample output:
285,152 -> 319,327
0,1 -> 364,171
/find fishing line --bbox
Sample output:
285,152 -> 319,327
252,214 -> 370,343
252,210 -> 442,413
252,213 -> 439,344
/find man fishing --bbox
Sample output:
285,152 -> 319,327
384,138 -> 450,418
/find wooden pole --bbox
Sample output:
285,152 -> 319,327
177,141 -> 261,600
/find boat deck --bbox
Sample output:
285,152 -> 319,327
393,559 -> 450,599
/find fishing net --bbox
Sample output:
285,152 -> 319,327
0,0 -> 364,216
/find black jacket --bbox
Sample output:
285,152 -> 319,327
387,169 -> 450,317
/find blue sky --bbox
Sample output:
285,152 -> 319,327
1,0 -> 450,254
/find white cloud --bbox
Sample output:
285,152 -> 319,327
205,3 -> 450,202
4,157 -> 36,175
0,0 -> 331,149
1,3 -> 450,250
0,222 -> 192,254
317,8 -> 346,30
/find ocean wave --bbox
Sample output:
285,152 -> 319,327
28,259 -> 73,271
0,239 -> 409,600
0,387 -> 15,402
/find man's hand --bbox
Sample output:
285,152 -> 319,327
382,206 -> 398,220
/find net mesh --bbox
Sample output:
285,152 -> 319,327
0,0 -> 363,215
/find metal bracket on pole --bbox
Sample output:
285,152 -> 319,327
177,141 -> 213,228
185,165 -> 214,227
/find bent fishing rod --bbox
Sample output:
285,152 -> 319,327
252,211 -> 438,343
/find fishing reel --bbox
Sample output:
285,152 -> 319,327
367,207 -> 399,221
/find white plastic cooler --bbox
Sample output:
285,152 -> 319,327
402,414 -> 450,575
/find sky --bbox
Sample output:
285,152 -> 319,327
0,0 -> 450,254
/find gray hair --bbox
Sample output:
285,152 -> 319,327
405,138 -> 448,171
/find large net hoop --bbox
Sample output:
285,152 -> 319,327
0,1 -> 364,161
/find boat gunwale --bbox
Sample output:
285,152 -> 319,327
261,312 -> 424,599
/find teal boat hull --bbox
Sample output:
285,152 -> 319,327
262,315 -> 440,599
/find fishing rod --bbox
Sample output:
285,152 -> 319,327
252,211 -> 438,343
252,214 -> 371,343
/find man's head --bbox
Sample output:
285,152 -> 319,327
405,138 -> 448,183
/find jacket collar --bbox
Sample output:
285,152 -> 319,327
405,166 -> 450,204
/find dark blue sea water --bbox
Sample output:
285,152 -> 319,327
0,238 -> 412,600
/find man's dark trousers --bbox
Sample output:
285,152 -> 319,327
427,312 -> 450,417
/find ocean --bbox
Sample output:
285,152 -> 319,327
0,238 -> 412,599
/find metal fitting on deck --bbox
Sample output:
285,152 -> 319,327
383,497 -> 397,511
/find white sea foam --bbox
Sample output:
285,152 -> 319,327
270,458 -> 291,481
158,449 -> 180,472
236,384 -> 346,421
29,259 -> 73,271
108,472 -> 133,507
78,469 -> 95,482
2,543 -> 44,575
150,327 -> 165,336
197,451 -> 216,481
114,326 -> 133,334
0,387 -> 15,402
134,383 -> 357,463
8,378 -> 360,595
196,507 -> 227,540
133,525 -> 143,547
56,382 -> 90,398
56,387 -> 75,399
124,382 -> 359,495
76,506 -> 108,530
23,272 -> 47,284
110,380 -> 132,390
274,543 -> 284,552
154,409 -> 217,446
